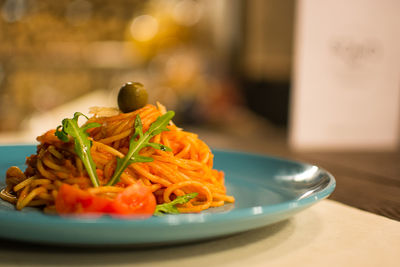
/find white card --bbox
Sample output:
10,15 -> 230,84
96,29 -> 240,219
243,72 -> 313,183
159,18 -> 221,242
289,0 -> 400,151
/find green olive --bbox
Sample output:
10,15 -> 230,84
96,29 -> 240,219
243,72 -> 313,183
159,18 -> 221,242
117,82 -> 148,113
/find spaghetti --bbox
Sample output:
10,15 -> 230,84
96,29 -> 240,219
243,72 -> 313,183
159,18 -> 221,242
0,103 -> 234,215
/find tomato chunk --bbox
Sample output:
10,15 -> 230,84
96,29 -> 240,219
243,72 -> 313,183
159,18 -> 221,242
55,183 -> 156,218
55,184 -> 112,215
111,183 -> 156,217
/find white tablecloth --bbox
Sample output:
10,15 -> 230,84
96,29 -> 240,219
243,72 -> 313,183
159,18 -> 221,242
0,199 -> 398,267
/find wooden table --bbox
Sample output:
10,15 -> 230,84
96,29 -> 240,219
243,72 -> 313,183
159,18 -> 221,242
291,150 -> 400,221
189,118 -> 400,222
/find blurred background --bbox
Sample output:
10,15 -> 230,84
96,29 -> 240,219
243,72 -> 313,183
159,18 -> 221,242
0,0 -> 398,152
0,0 -> 294,147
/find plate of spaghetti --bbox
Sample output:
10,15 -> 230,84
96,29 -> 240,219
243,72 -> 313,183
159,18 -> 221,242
0,83 -> 335,246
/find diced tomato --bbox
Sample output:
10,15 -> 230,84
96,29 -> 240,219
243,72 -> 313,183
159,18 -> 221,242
55,183 -> 156,218
55,184 -> 112,216
111,183 -> 156,218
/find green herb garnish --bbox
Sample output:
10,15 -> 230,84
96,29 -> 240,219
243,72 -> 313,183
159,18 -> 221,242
154,193 -> 198,216
55,112 -> 101,187
106,111 -> 175,186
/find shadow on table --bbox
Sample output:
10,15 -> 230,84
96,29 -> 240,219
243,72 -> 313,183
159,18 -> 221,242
0,209 -> 321,266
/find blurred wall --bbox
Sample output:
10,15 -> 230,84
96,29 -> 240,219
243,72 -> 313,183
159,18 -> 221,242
0,0 -> 295,133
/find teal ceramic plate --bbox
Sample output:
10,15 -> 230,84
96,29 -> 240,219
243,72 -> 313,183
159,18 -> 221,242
0,145 -> 335,246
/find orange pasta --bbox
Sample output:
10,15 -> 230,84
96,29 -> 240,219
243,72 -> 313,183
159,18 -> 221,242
0,104 -> 234,214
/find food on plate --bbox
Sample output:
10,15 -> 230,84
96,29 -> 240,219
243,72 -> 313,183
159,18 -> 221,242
0,82 -> 234,218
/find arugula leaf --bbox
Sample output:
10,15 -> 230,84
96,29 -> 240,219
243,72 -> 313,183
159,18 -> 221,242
106,111 -> 175,186
154,193 -> 198,216
55,112 -> 101,187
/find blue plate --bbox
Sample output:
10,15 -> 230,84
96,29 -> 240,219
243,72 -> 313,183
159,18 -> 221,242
0,145 -> 335,246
